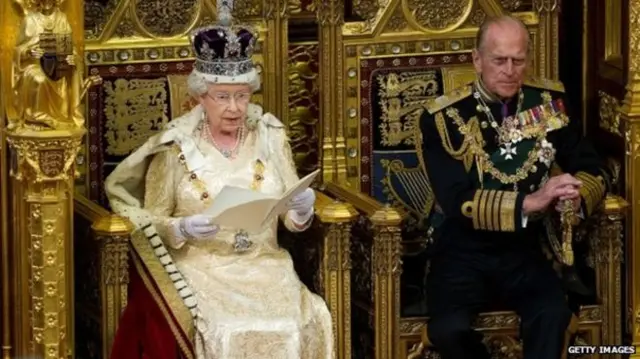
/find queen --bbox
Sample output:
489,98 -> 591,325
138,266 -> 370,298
105,6 -> 334,359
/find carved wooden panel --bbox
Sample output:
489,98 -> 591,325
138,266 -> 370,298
584,0 -> 627,161
287,42 -> 321,175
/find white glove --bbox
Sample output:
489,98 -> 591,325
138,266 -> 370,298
173,214 -> 219,242
287,188 -> 315,222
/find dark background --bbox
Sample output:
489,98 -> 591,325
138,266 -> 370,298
559,1 -> 585,133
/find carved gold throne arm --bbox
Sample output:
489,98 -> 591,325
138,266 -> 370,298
593,194 -> 628,347
313,190 -> 358,359
322,182 -> 405,359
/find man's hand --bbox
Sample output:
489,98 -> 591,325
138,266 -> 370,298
523,174 -> 582,215
554,196 -> 581,212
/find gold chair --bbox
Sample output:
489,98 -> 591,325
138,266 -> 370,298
326,78 -> 628,358
73,71 -> 358,358
324,2 -> 630,358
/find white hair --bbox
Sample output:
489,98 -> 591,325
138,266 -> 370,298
186,68 -> 261,98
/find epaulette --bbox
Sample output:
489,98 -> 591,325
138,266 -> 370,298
427,85 -> 473,114
523,76 -> 565,93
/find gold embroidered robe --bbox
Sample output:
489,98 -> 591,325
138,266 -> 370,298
105,104 -> 334,359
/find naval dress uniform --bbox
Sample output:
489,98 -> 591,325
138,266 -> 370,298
420,77 -> 610,359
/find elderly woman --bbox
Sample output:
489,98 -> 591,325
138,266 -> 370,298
105,14 -> 334,359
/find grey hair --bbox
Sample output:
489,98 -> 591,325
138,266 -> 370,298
186,70 -> 262,98
475,15 -> 530,53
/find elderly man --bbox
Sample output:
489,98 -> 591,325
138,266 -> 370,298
420,15 -> 610,359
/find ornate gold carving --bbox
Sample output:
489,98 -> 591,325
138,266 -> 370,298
92,215 -> 133,359
500,0 -> 524,11
30,201 -> 68,357
483,334 -> 522,358
103,78 -> 169,156
316,199 -> 357,359
533,0 -> 560,13
468,8 -> 487,27
288,43 -> 320,173
233,0 -> 262,18
84,0 -> 120,39
630,0 -> 640,74
114,12 -> 136,38
341,0 -> 385,35
578,305 -> 603,322
441,67 -> 476,95
378,71 -> 439,147
589,196 -> 627,347
621,1 -> 640,353
10,0 -> 102,131
370,206 -> 402,359
317,0 -> 347,183
598,91 -> 622,136
134,0 -> 199,37
402,0 -> 473,33
5,128 -> 84,358
7,131 -> 84,182
352,0 -> 380,22
317,0 -> 345,26
287,0 -> 316,14
603,0 -> 623,66
383,3 -> 408,32
474,312 -> 520,328
401,306 -> 604,358
82,0 -> 267,64
39,149 -> 66,177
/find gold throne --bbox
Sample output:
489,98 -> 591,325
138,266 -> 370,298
1,0 -> 632,358
319,1 -> 630,358
69,2 -> 358,357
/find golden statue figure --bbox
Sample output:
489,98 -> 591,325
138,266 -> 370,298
10,0 -> 100,131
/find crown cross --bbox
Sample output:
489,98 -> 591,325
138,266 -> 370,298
224,31 -> 241,58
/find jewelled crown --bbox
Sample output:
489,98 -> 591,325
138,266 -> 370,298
189,1 -> 257,79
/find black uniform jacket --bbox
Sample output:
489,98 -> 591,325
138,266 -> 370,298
420,77 -> 610,254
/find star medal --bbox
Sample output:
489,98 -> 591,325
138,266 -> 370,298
537,139 -> 556,167
500,143 -> 517,160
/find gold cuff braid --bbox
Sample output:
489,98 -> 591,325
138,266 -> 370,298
575,171 -> 606,216
464,190 -> 518,232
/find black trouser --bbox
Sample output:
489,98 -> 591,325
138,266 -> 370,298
426,243 -> 572,359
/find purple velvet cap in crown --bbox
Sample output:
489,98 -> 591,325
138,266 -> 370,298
189,24 -> 257,78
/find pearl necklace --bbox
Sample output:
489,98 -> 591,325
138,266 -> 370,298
204,121 -> 245,158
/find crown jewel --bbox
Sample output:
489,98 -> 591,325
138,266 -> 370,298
189,0 -> 257,78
